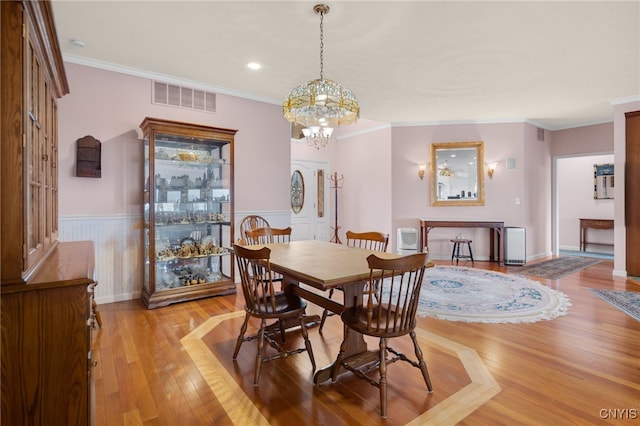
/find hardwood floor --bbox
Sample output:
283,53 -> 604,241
92,259 -> 640,425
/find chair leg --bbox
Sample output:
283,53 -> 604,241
254,318 -> 267,386
379,337 -> 388,419
410,330 -> 433,392
299,314 -> 316,371
233,312 -> 250,359
319,288 -> 335,333
456,242 -> 462,265
468,242 -> 474,265
278,319 -> 287,343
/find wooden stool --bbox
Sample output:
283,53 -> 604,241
451,239 -> 474,265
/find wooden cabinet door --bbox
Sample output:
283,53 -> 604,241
21,7 -> 61,278
1,1 -> 67,285
625,111 -> 640,276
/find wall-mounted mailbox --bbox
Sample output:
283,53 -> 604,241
76,135 -> 101,178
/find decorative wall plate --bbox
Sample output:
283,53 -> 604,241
290,170 -> 304,214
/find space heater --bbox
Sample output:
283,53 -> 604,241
397,228 -> 419,254
504,227 -> 526,265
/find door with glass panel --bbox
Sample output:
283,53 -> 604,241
290,160 -> 330,241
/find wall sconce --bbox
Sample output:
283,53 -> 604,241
486,162 -> 498,179
418,163 -> 426,180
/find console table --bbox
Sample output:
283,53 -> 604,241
419,219 -> 505,265
579,218 -> 614,251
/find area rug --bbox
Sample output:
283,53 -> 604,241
589,289 -> 640,321
559,249 -> 614,260
512,256 -> 602,279
416,266 -> 572,323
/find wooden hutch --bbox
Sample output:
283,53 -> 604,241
1,1 -> 97,424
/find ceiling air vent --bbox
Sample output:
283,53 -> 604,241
152,81 -> 216,113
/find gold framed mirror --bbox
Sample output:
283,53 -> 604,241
430,141 -> 485,206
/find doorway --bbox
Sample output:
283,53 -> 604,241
290,160 -> 330,241
555,154 -> 614,257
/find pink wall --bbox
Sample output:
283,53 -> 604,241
388,122 -> 546,259
58,63 -> 291,217
335,125 -> 393,242
57,62 -> 634,301
522,123 -> 552,259
293,118 -> 543,258
552,123 -> 614,156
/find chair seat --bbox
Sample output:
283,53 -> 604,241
341,304 -> 415,338
247,291 -> 307,319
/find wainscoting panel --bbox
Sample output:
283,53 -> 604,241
59,215 -> 144,304
60,211 -> 291,304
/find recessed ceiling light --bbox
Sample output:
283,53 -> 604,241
70,39 -> 86,48
247,62 -> 262,70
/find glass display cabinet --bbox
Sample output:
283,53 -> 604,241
140,117 -> 237,309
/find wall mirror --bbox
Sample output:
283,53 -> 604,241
430,141 -> 485,206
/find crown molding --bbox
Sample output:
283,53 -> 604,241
63,54 -> 280,106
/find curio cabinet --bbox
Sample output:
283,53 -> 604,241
140,117 -> 237,309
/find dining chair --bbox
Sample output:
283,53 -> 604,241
239,215 -> 270,242
232,243 -> 316,386
331,252 -> 433,418
319,230 -> 389,332
245,225 -> 291,290
245,226 -> 292,245
244,226 -> 292,340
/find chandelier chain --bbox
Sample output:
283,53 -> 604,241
319,9 -> 324,80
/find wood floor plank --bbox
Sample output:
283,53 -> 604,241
93,259 -> 640,425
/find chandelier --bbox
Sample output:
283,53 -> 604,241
283,4 -> 360,149
440,162 -> 454,177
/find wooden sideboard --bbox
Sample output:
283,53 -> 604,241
419,219 -> 505,265
1,241 -> 97,425
579,218 -> 614,251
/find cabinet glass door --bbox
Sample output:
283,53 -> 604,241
141,118 -> 235,308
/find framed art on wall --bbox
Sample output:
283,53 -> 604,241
594,163 -> 614,199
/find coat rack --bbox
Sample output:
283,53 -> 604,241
329,172 -> 343,243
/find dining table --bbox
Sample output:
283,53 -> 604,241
248,239 -> 402,384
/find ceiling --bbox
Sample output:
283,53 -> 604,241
51,1 -> 640,131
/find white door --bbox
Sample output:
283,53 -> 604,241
290,160 -> 330,241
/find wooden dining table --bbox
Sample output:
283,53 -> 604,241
249,239 -> 401,384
